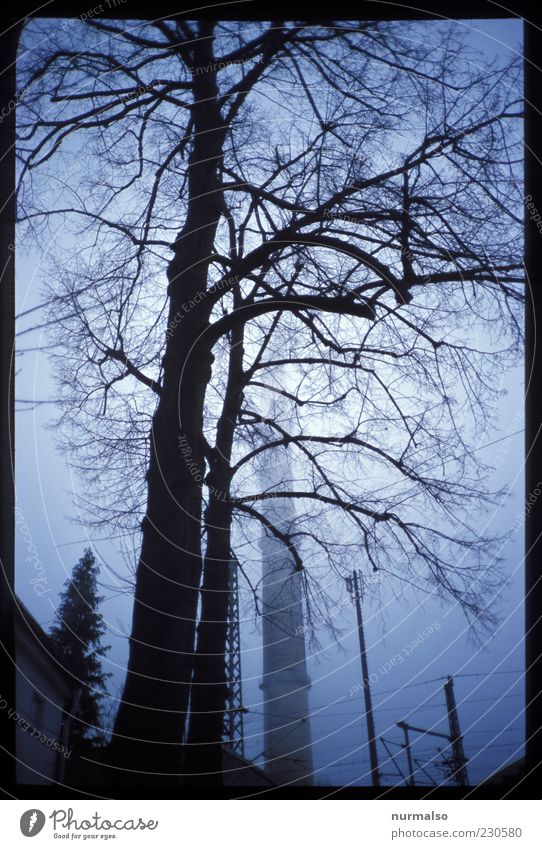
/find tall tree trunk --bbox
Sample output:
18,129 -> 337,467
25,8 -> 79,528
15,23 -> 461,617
110,24 -> 226,781
184,320 -> 245,783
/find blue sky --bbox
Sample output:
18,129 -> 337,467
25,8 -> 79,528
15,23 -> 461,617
14,15 -> 524,787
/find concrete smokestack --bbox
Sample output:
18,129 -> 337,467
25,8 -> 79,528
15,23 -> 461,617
257,393 -> 314,785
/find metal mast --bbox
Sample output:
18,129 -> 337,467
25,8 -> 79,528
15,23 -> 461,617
224,557 -> 245,756
444,675 -> 469,786
394,676 -> 469,787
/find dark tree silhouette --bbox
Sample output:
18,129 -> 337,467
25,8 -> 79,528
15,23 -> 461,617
16,19 -> 523,783
49,548 -> 111,748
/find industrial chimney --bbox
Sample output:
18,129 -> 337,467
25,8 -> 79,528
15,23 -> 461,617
258,432 -> 314,786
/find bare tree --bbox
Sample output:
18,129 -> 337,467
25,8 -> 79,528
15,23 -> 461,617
16,18 -> 523,783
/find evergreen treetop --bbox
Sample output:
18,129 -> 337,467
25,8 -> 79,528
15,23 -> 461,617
49,547 -> 111,745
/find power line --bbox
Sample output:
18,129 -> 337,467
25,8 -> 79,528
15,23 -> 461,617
308,729 -> 525,760
465,727 -> 524,736
453,670 -> 524,679
372,677 -> 447,697
253,718 -> 309,761
245,687 -> 522,722
462,694 -> 522,705
371,669 -> 523,699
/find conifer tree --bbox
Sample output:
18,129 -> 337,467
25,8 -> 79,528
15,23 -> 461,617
49,548 -> 111,747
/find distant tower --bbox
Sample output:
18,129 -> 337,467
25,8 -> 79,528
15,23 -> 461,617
259,439 -> 314,786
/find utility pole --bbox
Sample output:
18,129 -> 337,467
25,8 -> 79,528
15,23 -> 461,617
414,758 -> 437,786
346,570 -> 380,786
396,721 -> 415,786
395,676 -> 469,788
380,736 -> 408,785
444,676 -> 469,786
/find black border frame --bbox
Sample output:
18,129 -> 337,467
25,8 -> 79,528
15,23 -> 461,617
1,0 -> 540,800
